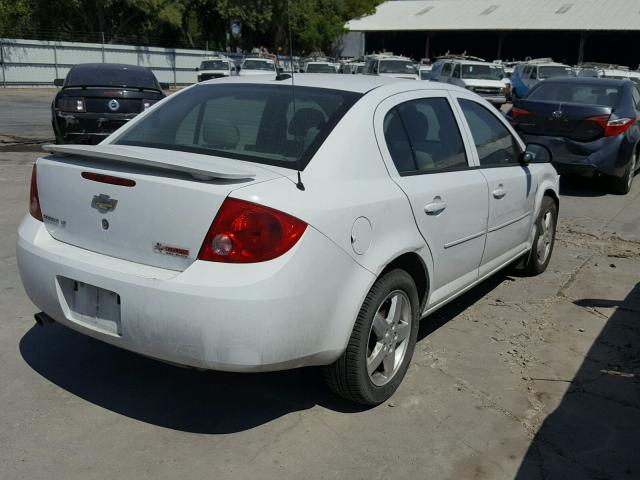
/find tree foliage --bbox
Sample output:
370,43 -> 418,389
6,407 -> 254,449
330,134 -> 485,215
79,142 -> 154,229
0,0 -> 381,54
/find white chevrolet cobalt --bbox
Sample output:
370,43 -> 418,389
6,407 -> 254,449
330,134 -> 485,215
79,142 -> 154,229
17,75 -> 559,405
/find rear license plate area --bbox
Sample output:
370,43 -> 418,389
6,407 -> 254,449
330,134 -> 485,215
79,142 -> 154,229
57,277 -> 122,336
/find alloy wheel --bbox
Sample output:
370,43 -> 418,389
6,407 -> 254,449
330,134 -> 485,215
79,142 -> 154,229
366,290 -> 412,386
536,211 -> 555,264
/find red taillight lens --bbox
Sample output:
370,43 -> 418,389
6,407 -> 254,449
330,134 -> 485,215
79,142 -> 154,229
198,198 -> 307,263
587,115 -> 634,137
29,164 -> 43,221
511,107 -> 533,119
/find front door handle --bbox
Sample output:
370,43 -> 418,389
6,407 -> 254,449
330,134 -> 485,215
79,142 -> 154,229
424,196 -> 447,215
492,185 -> 507,199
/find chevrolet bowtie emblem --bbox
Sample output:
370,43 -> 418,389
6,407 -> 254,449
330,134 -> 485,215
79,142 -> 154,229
91,194 -> 118,213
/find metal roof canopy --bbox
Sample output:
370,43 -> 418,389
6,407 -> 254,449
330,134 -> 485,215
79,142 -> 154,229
347,0 -> 640,32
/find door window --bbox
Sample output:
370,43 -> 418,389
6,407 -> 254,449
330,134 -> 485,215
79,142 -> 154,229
459,98 -> 521,166
383,97 -> 468,174
632,87 -> 640,109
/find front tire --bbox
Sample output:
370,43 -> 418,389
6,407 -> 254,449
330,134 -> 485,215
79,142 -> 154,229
323,269 -> 420,405
523,196 -> 557,276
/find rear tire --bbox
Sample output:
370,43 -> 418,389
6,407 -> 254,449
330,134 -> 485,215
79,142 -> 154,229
608,152 -> 636,195
323,269 -> 420,406
523,196 -> 557,276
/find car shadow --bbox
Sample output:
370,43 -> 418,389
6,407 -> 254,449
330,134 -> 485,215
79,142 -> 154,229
19,324 -> 366,434
558,175 -> 607,198
515,282 -> 640,478
20,270 -> 513,435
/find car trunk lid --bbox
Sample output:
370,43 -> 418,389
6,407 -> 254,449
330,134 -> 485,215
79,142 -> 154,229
36,145 -> 281,271
513,99 -> 613,142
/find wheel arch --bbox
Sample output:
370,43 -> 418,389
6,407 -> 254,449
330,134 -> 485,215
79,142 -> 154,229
379,252 -> 429,312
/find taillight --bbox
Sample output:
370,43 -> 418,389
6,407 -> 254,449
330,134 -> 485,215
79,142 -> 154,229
198,198 -> 307,263
29,164 -> 43,221
58,96 -> 85,113
511,107 -> 533,119
587,115 -> 634,137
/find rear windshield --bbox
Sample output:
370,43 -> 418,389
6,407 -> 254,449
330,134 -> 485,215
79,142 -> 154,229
379,60 -> 415,74
461,64 -> 503,80
306,64 -> 336,73
65,65 -> 159,89
538,66 -> 573,79
243,60 -> 275,71
116,84 -> 361,169
201,60 -> 229,70
528,82 -> 622,108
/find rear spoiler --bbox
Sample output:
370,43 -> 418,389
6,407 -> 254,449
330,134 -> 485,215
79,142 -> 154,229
42,144 -> 257,181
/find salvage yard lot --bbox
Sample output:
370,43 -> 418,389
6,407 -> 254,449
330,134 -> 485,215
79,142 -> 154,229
1,89 -> 639,479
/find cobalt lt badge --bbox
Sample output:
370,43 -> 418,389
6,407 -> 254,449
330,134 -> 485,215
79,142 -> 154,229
108,99 -> 120,112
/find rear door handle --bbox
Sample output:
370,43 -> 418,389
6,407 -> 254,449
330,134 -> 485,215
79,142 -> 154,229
492,186 -> 507,199
424,197 -> 447,215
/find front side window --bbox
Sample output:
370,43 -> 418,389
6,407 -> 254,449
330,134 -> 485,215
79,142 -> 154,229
116,84 -> 360,169
383,97 -> 468,174
459,98 -> 521,167
441,63 -> 452,76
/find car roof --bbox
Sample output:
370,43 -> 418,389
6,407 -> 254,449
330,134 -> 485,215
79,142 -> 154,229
539,77 -> 629,87
200,73 -> 465,94
69,63 -> 152,73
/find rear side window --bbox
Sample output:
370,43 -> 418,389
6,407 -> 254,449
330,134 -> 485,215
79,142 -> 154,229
528,83 -> 622,108
116,84 -> 360,170
66,65 -> 159,90
383,97 -> 468,174
459,99 -> 521,167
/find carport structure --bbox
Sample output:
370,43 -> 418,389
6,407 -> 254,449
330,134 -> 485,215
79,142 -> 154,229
346,0 -> 640,67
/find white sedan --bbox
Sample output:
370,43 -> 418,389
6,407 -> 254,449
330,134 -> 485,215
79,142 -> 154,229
17,75 -> 559,405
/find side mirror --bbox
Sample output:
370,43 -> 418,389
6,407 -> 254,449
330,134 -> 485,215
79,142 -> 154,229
277,67 -> 284,73
159,82 -> 170,90
522,143 -> 552,164
195,67 -> 199,72
53,78 -> 64,87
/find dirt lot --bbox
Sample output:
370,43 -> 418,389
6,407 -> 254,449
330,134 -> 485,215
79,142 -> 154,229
0,89 -> 639,480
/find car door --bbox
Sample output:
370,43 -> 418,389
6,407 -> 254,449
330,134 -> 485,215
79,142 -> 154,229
454,94 -> 536,276
375,91 -> 489,306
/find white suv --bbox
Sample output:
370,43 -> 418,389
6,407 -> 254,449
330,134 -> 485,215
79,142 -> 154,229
196,57 -> 235,82
364,55 -> 418,80
18,76 -> 559,405
432,58 -> 508,107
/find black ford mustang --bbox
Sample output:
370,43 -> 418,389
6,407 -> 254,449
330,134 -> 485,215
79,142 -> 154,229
52,63 -> 166,144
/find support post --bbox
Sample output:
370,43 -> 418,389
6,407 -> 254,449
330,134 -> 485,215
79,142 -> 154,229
424,34 -> 431,60
173,50 -> 177,88
577,31 -> 586,64
101,32 -> 105,63
53,44 -> 59,84
497,32 -> 505,60
0,39 -> 6,88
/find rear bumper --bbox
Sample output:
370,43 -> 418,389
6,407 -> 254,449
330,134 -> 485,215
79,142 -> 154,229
17,215 -> 374,372
53,111 -> 137,144
521,133 -> 628,176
